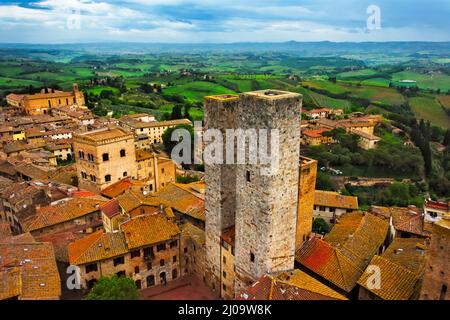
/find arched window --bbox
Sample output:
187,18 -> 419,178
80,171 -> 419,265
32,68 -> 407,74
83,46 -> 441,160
146,275 -> 155,287
120,149 -> 126,157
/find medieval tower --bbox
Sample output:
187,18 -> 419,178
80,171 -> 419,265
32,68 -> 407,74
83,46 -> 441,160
204,90 -> 303,298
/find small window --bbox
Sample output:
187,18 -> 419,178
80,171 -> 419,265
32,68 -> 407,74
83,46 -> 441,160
172,269 -> 178,280
223,284 -> 227,292
161,168 -> 165,174
134,266 -> 140,274
116,271 -> 125,277
250,252 -> 255,263
223,256 -> 226,264
157,243 -> 166,252
120,149 -> 126,157
173,255 -> 177,263
105,174 -> 111,182
135,280 -> 142,289
170,240 -> 178,248
223,271 -> 227,279
85,263 -> 98,274
160,259 -> 165,267
246,170 -> 251,182
123,171 -> 128,177
184,247 -> 188,253
113,256 -> 125,266
130,249 -> 140,258
102,153 -> 109,161
146,262 -> 152,271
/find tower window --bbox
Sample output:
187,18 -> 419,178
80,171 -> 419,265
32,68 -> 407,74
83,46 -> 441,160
246,171 -> 251,182
120,149 -> 126,157
250,252 -> 255,263
440,285 -> 447,300
104,174 -> 111,182
123,171 -> 128,177
102,153 -> 109,161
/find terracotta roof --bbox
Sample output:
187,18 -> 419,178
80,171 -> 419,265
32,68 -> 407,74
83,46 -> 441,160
0,267 -> 21,300
22,196 -> 107,232
424,200 -> 449,212
358,255 -> 421,300
181,223 -> 205,246
370,206 -> 429,237
0,221 -> 12,240
75,127 -> 132,142
101,199 -> 121,219
237,269 -> 347,300
315,190 -> 358,210
154,183 -> 205,221
303,128 -> 330,138
101,178 -> 145,199
68,230 -> 128,265
296,212 -> 389,292
0,242 -> 61,299
120,214 -> 180,249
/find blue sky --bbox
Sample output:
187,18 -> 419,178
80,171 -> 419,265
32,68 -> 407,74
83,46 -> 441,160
0,0 -> 449,43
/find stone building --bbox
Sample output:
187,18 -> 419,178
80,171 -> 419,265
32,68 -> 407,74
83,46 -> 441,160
313,190 -> 359,226
119,116 -> 192,147
296,156 -> 317,248
68,214 -> 181,290
204,90 -> 303,298
420,217 -> 450,300
73,127 -> 137,193
6,84 -> 85,116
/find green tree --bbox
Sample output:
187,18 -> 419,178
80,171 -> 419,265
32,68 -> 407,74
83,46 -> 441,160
312,218 -> 329,234
316,172 -> 334,191
85,275 -> 139,300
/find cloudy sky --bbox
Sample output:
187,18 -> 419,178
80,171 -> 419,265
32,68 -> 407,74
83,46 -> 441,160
0,0 -> 449,43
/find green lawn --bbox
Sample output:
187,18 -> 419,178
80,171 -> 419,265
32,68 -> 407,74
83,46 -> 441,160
409,96 -> 450,129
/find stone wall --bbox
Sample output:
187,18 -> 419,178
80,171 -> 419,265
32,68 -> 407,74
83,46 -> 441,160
296,157 -> 317,249
420,220 -> 450,300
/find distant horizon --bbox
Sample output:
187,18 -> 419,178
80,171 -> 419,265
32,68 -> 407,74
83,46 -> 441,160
1,40 -> 450,45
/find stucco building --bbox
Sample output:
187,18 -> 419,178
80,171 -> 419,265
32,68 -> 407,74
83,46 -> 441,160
6,84 -> 85,116
73,127 -> 137,193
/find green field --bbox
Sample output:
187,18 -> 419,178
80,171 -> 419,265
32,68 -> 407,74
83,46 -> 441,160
392,71 -> 450,92
409,96 -> 450,129
163,81 -> 236,102
361,77 -> 391,87
86,86 -> 120,95
336,68 -> 379,79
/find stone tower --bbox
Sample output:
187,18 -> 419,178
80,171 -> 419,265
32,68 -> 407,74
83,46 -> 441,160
420,217 -> 450,300
204,90 -> 303,296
